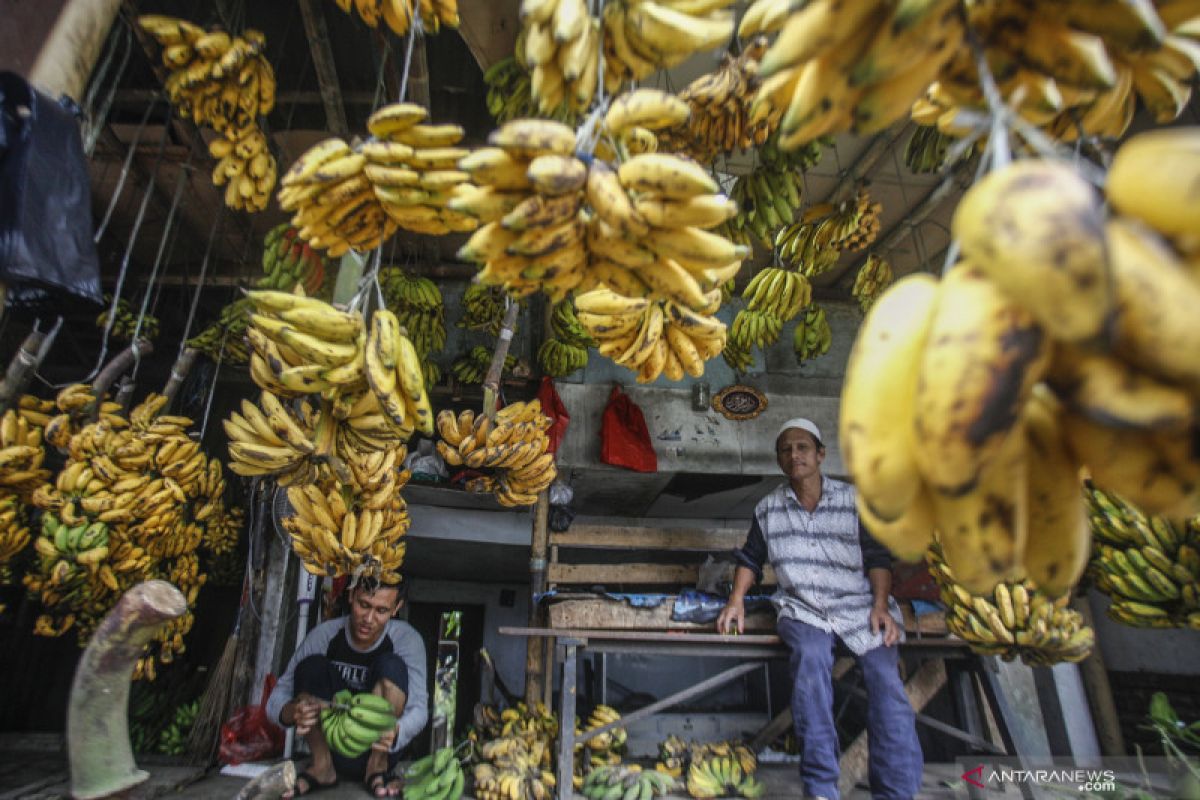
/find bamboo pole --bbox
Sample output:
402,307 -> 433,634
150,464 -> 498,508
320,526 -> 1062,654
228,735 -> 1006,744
162,347 -> 197,410
482,302 -> 521,418
524,491 -> 551,704
89,338 -> 152,420
0,326 -> 59,414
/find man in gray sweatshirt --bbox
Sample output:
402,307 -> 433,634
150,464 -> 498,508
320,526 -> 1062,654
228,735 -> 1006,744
267,580 -> 428,798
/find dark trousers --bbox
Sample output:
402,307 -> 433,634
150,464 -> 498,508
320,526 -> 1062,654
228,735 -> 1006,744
293,653 -> 409,779
777,617 -> 923,800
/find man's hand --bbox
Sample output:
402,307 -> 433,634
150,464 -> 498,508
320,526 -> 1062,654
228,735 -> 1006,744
870,605 -> 900,647
372,725 -> 397,753
291,693 -> 323,736
716,599 -> 745,635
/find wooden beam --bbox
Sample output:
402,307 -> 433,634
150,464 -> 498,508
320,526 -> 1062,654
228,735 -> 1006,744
550,524 -> 746,550
525,492 -> 551,705
819,124 -> 911,208
112,89 -> 382,107
547,562 -> 777,586
454,0 -> 520,71
298,0 -> 350,137
749,657 -> 854,751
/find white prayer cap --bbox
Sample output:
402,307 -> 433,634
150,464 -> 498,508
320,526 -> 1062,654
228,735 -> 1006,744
777,417 -> 823,447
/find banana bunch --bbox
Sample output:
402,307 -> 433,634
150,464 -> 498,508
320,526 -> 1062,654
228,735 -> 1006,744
458,284 -> 512,337
792,304 -> 831,365
928,543 -> 1094,666
728,133 -> 826,246
156,699 -> 199,756
204,505 -> 244,556
517,0 -> 600,116
329,0 -> 460,34
583,153 -> 745,314
0,408 -> 52,501
136,16 -> 276,136
188,298 -> 252,365
852,253 -> 892,313
436,402 -> 558,506
687,741 -> 756,777
96,296 -> 159,342
574,290 -> 726,383
455,120 -> 589,303
742,267 -> 811,322
1086,485 -> 1200,630
208,125 -> 277,212
205,545 -> 245,587
484,57 -> 561,126
685,755 -> 764,799
597,89 -> 691,161
903,125 -> 972,175
0,493 -> 29,587
26,391 -> 220,678
579,766 -> 677,800
321,689 -> 398,758
469,702 -> 559,751
472,758 -> 556,800
739,0 -> 964,149
381,268 -> 448,357
601,0 -> 736,92
775,188 -> 882,276
403,746 -> 466,800
451,346 -> 519,386
920,0 -> 1200,144
728,309 -> 782,354
577,704 -> 627,754
540,299 -> 593,377
259,223 -> 328,294
841,135 -> 1200,597
658,38 -> 773,163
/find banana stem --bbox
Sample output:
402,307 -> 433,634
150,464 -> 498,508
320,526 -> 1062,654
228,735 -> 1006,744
90,338 -> 153,420
162,347 -> 198,411
68,580 -> 187,800
0,324 -> 59,414
482,302 -> 521,419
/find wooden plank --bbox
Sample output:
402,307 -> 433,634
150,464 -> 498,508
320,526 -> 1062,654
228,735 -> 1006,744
837,659 -> 948,799
749,658 -> 854,751
548,598 -> 777,632
297,0 -> 349,137
525,492 -> 551,705
547,561 -> 777,587
551,524 -> 745,550
499,625 -> 784,646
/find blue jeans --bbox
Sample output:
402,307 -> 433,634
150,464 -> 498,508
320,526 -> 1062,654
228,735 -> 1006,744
777,617 -> 923,800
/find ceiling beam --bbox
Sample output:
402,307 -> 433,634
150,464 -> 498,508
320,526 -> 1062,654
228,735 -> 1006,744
455,0 -> 520,71
298,0 -> 350,137
111,89 -> 383,108
817,122 -> 912,208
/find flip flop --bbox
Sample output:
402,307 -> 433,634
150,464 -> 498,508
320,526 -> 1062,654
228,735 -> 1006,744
292,770 -> 339,797
365,771 -> 402,798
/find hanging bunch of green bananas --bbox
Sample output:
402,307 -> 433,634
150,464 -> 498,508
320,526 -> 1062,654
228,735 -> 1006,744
258,222 -> 329,294
96,296 -> 160,341
539,299 -> 593,378
321,689 -> 398,758
381,268 -> 448,357
156,699 -> 199,756
728,134 -> 826,247
458,284 -> 513,337
793,305 -> 832,365
776,188 -> 883,277
927,543 -> 1094,666
729,310 -> 783,355
187,297 -> 252,365
579,766 -> 677,800
550,299 -> 594,349
1086,485 -> 1200,629
852,254 -> 893,312
452,346 -> 518,386
483,55 -> 578,126
403,747 -> 466,800
726,267 -> 811,361
721,340 -> 756,374
904,126 -> 962,175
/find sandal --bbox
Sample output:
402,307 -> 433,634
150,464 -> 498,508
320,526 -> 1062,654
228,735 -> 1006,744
365,770 -> 402,797
292,770 -> 339,797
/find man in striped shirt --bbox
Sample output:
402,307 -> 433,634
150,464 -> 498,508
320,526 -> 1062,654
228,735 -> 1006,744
717,418 -> 922,800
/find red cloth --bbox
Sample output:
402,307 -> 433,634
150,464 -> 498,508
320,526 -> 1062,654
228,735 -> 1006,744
600,385 -> 657,473
536,377 -> 571,455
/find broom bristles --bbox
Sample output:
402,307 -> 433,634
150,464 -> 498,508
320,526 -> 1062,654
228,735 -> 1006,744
187,629 -> 239,765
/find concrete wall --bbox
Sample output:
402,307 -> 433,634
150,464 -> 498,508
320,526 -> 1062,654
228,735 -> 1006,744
1088,590 -> 1200,675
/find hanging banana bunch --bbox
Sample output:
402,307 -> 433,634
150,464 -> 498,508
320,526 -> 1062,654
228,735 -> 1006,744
138,16 -> 277,212
330,0 -> 460,37
601,0 -> 738,93
792,304 -> 831,365
187,298 -> 253,366
852,254 -> 892,312
26,390 -> 227,680
518,0 -> 600,117
436,401 -> 557,506
259,223 -> 329,294
483,55 -> 576,125
776,188 -> 882,277
380,268 -> 447,357
539,298 -> 593,377
726,267 -> 811,359
1086,485 -> 1200,630
928,543 -> 1094,666
459,284 -> 512,337
657,38 -> 773,164
452,346 -> 520,386
0,406 -> 52,589
727,134 -> 825,248
96,296 -> 160,342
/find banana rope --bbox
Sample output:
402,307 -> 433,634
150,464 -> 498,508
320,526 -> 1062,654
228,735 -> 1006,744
82,24 -> 134,157
93,95 -> 159,244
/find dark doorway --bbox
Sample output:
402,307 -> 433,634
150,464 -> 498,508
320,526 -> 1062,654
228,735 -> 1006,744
406,602 -> 484,756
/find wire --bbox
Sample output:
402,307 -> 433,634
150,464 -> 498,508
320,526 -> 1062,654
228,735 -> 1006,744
179,208 -> 226,356
198,331 -> 225,441
398,7 -> 424,104
93,95 -> 161,244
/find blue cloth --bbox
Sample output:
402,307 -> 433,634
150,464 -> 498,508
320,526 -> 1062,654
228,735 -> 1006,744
777,617 -> 923,800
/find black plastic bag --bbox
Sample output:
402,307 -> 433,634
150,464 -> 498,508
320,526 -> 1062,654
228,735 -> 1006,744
0,72 -> 102,304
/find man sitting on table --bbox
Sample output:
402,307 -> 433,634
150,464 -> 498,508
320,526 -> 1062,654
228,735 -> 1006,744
267,579 -> 427,798
716,418 -> 922,800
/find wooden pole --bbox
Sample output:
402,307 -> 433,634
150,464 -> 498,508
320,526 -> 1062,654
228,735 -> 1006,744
89,338 -> 152,419
482,302 -> 521,418
162,347 -> 198,410
0,328 -> 54,414
1071,596 -> 1126,756
29,0 -> 125,104
524,491 -> 550,704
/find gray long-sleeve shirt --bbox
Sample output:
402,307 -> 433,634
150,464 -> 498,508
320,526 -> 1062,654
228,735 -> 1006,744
266,617 -> 428,753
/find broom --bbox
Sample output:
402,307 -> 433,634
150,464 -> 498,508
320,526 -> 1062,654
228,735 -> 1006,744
187,586 -> 247,765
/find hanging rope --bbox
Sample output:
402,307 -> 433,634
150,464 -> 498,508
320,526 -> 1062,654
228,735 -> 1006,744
198,331 -> 225,442
83,25 -> 133,157
397,7 -> 424,105
179,208 -> 226,357
93,95 -> 161,243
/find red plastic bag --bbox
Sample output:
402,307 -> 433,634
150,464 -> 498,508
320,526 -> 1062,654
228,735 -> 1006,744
219,674 -> 285,766
600,385 -> 657,473
536,377 -> 570,455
